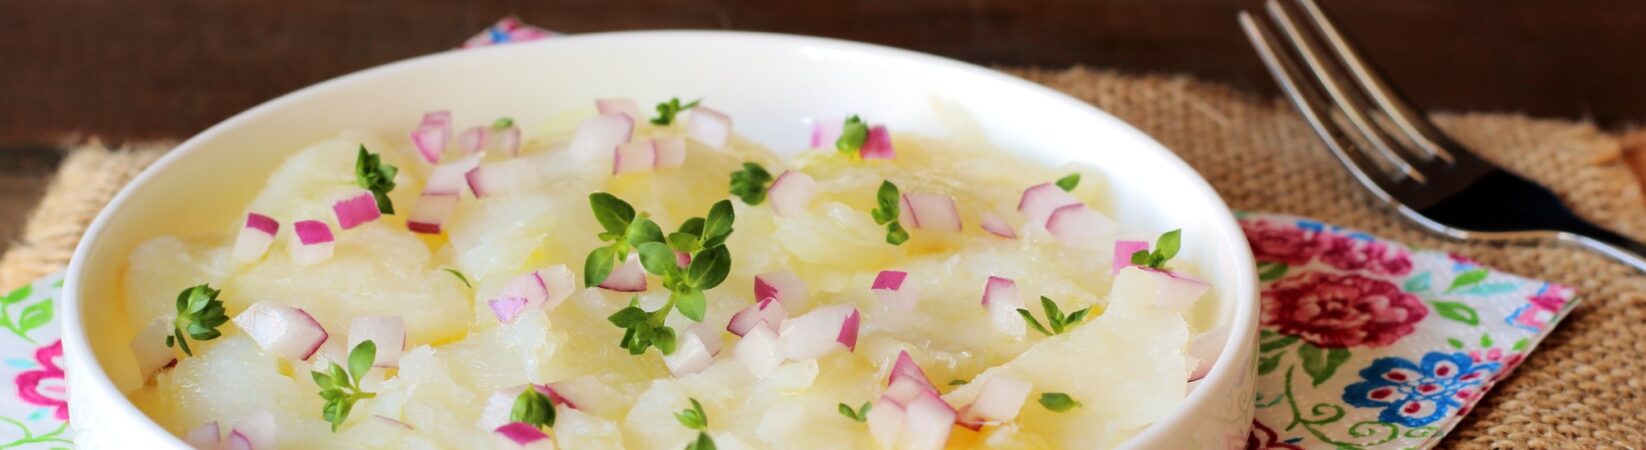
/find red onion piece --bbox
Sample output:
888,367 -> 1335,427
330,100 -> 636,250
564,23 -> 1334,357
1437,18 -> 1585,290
1016,182 -> 1081,229
465,159 -> 538,198
232,212 -> 279,263
766,171 -> 816,217
493,125 -> 522,157
898,390 -> 957,450
653,137 -> 687,168
221,432 -> 252,450
183,421 -> 219,449
407,193 -> 459,235
663,327 -> 717,377
458,126 -> 487,155
872,270 -> 919,310
493,422 -> 553,449
567,114 -> 635,161
838,308 -> 861,351
348,316 -> 406,368
860,125 -> 895,160
595,97 -> 643,122
332,191 -> 382,230
1140,267 -> 1212,312
727,297 -> 787,337
410,111 -> 451,164
1113,240 -> 1150,275
900,193 -> 961,232
735,325 -> 783,379
130,321 -> 177,380
490,266 -> 575,323
597,256 -> 647,292
957,375 -> 1032,427
810,120 -> 843,149
1188,325 -> 1230,381
231,410 -> 277,450
1044,203 -> 1117,249
535,265 -> 577,311
368,415 -> 414,431
425,152 -> 484,196
612,140 -> 657,175
886,350 -> 939,401
288,220 -> 334,266
776,305 -> 858,361
867,395 -> 906,448
232,302 -> 329,361
685,107 -> 732,149
979,213 -> 1017,239
489,297 -> 528,324
753,270 -> 808,312
982,276 -> 1026,337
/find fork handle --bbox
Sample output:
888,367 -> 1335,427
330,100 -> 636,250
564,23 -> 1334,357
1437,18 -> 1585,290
1562,227 -> 1646,273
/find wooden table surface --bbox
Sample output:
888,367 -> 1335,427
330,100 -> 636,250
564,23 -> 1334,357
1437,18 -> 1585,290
1,0 -> 1643,251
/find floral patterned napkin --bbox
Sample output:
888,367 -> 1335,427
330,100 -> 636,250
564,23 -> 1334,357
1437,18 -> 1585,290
0,19 -> 1579,449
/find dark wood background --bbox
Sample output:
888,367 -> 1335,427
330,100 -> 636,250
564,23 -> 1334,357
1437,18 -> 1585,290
1,0 -> 1644,248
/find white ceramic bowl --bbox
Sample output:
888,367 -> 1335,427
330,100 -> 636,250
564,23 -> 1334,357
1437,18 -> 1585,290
61,31 -> 1257,449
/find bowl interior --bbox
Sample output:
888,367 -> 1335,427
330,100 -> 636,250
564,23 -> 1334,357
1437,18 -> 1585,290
65,31 -> 1257,447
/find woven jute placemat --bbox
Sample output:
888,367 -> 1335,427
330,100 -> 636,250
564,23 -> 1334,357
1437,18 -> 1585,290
6,69 -> 1644,448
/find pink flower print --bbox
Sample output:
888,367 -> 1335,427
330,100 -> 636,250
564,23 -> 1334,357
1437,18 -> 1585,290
1261,272 -> 1428,348
1320,237 -> 1414,276
1508,289 -> 1570,332
1241,219 -> 1331,265
1470,348 -> 1527,382
15,340 -> 66,421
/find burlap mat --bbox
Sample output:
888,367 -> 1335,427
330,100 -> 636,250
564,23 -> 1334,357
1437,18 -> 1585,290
6,69 -> 1644,449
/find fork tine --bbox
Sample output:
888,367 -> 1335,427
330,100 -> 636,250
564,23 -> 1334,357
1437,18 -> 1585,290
1262,0 -> 1428,184
1294,0 -> 1456,164
1238,12 -> 1401,205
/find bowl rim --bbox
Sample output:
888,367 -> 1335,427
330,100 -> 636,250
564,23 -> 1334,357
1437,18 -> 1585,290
61,29 -> 1258,448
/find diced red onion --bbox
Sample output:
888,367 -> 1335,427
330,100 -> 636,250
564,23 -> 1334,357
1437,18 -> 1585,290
232,212 -> 279,263
491,265 -> 575,323
766,171 -> 816,217
810,120 -> 843,149
493,125 -> 522,158
685,107 -> 732,150
885,350 -> 939,402
663,328 -> 716,377
408,193 -> 459,235
493,422 -> 553,449
370,415 -> 413,431
838,308 -> 861,351
425,152 -> 484,196
734,325 -> 782,379
489,297 -> 529,324
130,321 -> 177,380
901,193 -> 961,232
231,410 -> 277,450
1113,240 -> 1150,275
727,297 -> 787,337
410,111 -> 451,164
1188,325 -> 1230,381
612,140 -> 657,175
687,322 -> 722,356
867,395 -> 905,449
567,114 -> 635,161
872,270 -> 919,311
653,137 -> 687,168
753,270 -> 808,312
776,305 -> 858,361
332,191 -> 382,230
1139,267 -> 1213,312
466,159 -> 539,198
898,390 -> 957,450
288,220 -> 335,266
348,316 -> 405,368
982,276 -> 1026,337
979,213 -> 1017,239
535,265 -> 577,311
183,421 -> 219,449
458,126 -> 488,154
597,256 -> 647,292
1016,182 -> 1081,229
860,125 -> 895,160
957,375 -> 1032,427
595,97 -> 643,122
232,302 -> 329,361
221,432 -> 252,450
1044,203 -> 1118,249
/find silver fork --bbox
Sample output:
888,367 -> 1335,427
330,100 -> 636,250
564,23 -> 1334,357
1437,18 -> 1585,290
1237,0 -> 1646,272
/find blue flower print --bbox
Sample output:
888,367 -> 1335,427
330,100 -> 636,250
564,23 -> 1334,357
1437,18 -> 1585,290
1341,352 -> 1500,427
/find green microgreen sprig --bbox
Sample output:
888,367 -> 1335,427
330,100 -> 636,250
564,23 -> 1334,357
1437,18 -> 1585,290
676,398 -> 716,450
652,98 -> 702,126
1038,392 -> 1081,412
729,162 -> 774,205
1017,296 -> 1092,337
511,386 -> 557,429
1055,173 -> 1081,191
354,145 -> 398,215
166,284 -> 228,357
869,180 -> 910,245
313,340 -> 377,432
836,115 -> 869,153
1130,229 -> 1182,270
837,401 -> 872,422
594,195 -> 735,356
